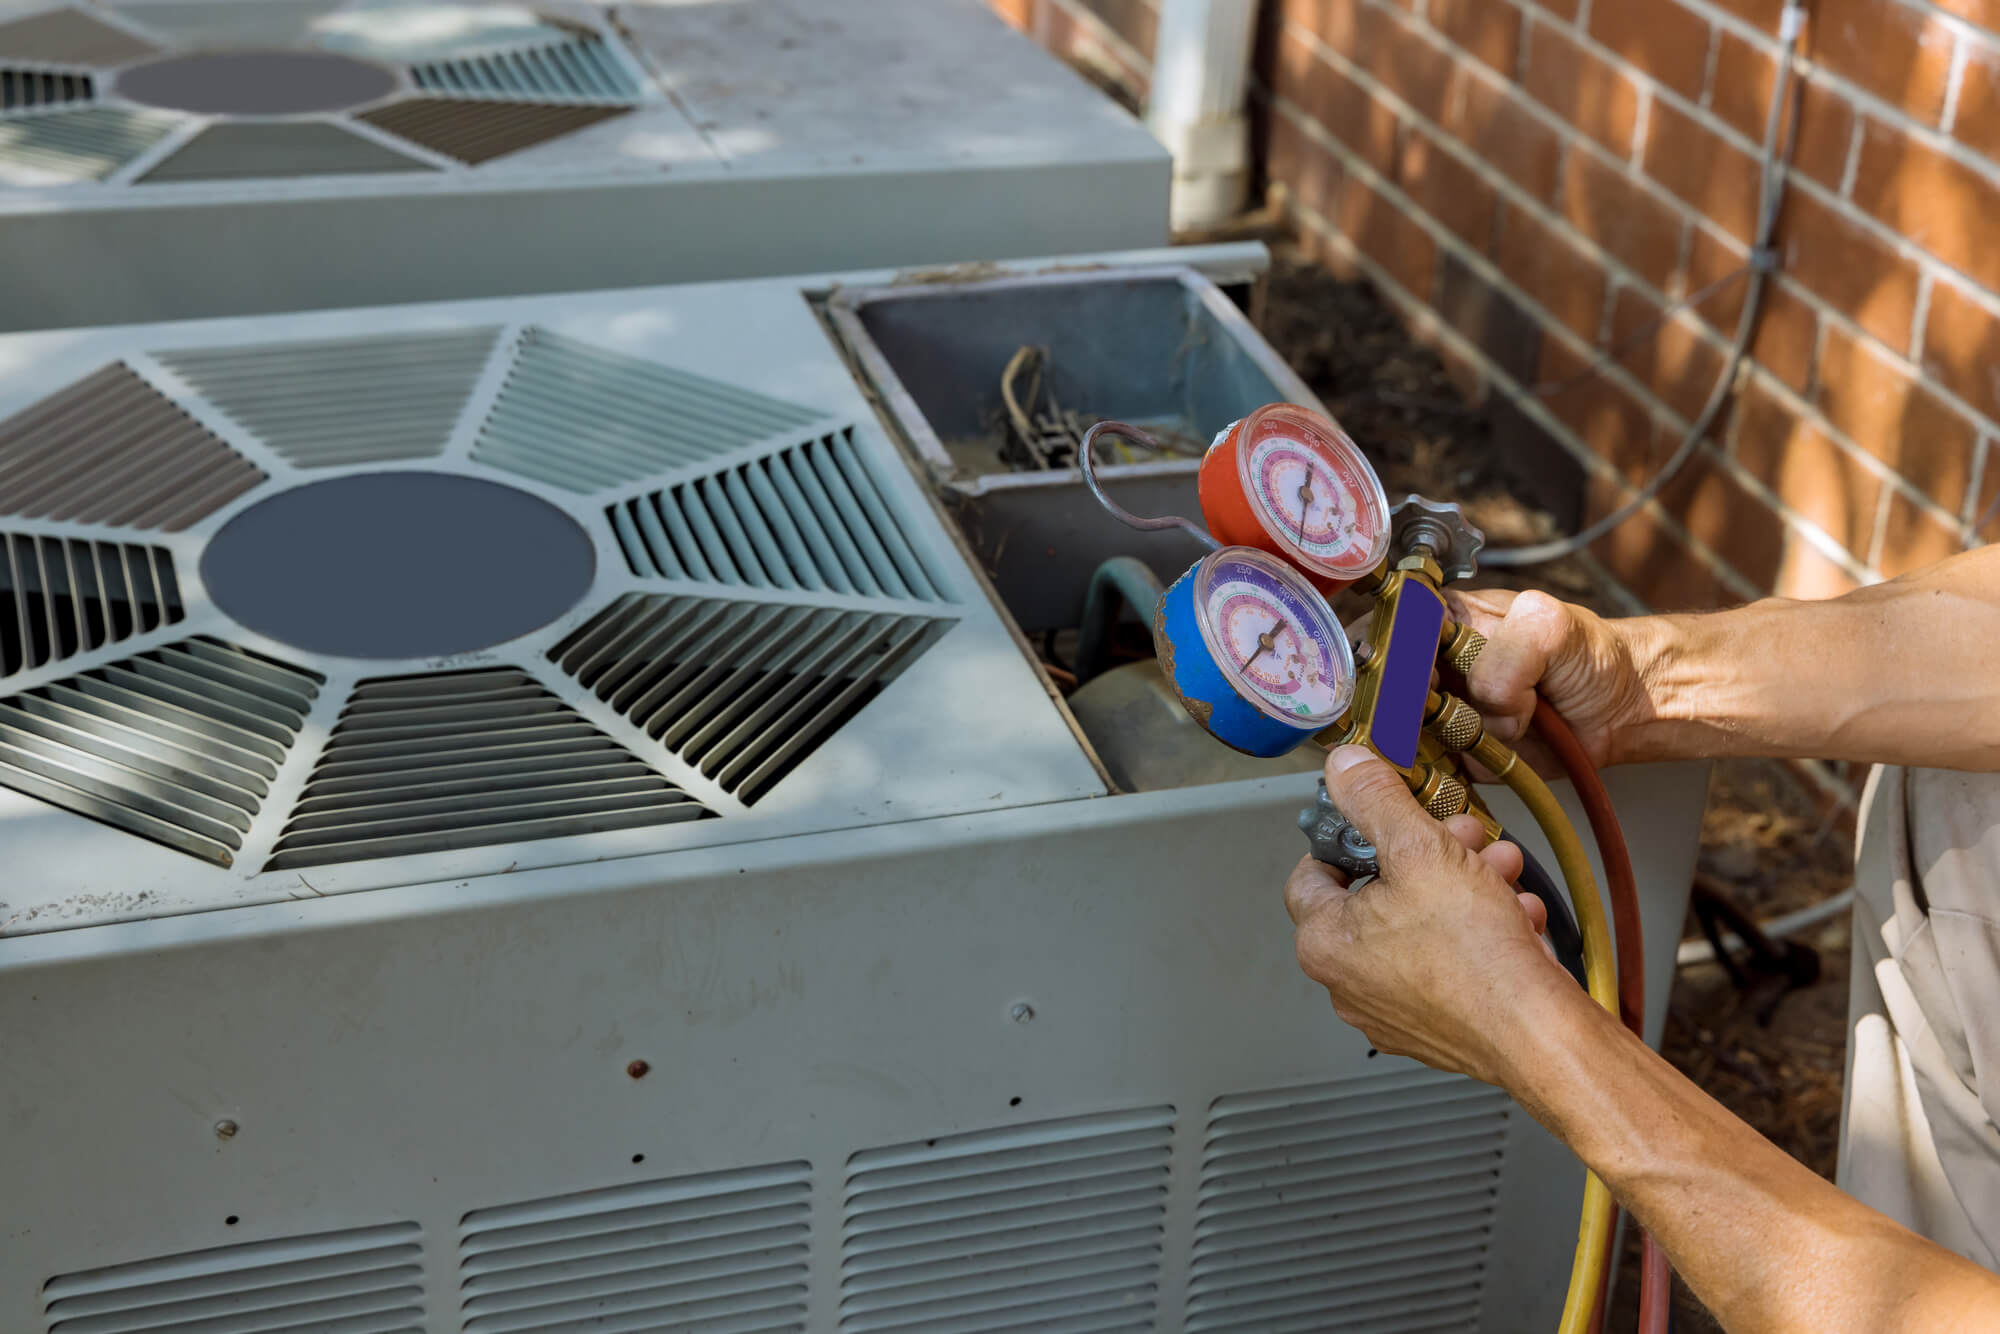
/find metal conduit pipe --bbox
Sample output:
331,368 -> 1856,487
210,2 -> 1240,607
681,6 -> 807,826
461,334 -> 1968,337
1076,556 -> 1167,683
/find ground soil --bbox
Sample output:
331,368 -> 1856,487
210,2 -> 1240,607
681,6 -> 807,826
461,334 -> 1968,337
1257,251 -> 1859,1332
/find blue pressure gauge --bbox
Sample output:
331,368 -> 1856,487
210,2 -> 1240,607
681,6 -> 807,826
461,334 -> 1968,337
1152,546 -> 1358,757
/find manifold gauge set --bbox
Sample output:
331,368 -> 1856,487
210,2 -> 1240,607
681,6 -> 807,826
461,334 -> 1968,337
1082,401 -> 1487,786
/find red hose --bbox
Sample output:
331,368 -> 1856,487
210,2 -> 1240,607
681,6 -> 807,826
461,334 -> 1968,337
1533,698 -> 1671,1334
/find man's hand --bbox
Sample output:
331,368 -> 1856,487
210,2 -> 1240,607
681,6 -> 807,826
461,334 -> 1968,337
1285,745 -> 1574,1088
1444,588 -> 1657,769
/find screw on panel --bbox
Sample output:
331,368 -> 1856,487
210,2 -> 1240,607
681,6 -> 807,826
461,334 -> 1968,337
1010,1003 -> 1034,1024
213,1119 -> 238,1140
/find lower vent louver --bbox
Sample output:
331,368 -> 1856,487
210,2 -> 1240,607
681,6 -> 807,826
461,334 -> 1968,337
459,1161 -> 812,1334
840,1107 -> 1175,1334
43,1221 -> 424,1334
552,594 -> 951,804
266,668 -> 712,870
608,430 -> 944,601
0,637 -> 320,866
1,532 -> 182,677
1187,1068 -> 1510,1334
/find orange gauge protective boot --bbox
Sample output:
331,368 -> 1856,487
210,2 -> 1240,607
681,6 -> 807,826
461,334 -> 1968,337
1197,403 -> 1392,594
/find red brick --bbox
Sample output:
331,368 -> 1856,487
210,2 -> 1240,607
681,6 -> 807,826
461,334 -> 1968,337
1446,66 -> 1562,201
1643,98 -> 1763,243
1075,0 -> 1157,55
1851,119 -> 2000,295
1709,40 -> 1854,190
1816,323 -> 1979,515
1523,19 -> 1642,156
1808,0 -> 1959,125
1703,0 -> 1790,33
1538,336 -> 1665,480
1397,129 -> 1496,251
1279,0 -> 1379,53
1922,278 -> 2000,424
1271,26 -> 1401,176
1369,14 -> 1458,123
1336,172 -> 1440,299
1774,534 -> 1864,600
1527,0 -> 1579,21
1268,108 -> 1343,220
1426,0 -> 1523,74
1877,491 -> 1965,576
1589,0 -> 1711,102
1954,46 -> 2000,164
1562,148 -> 1687,290
1655,447 -> 1787,589
1608,284 -> 1730,425
1497,200 -> 1609,338
1684,228 -> 1819,392
1728,378 -> 1882,558
1586,473 -> 1734,609
1974,441 -> 2000,540
1777,190 -> 1922,352
1933,0 -> 2000,35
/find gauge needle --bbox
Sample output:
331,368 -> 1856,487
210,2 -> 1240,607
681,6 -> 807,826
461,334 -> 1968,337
1294,477 -> 1314,540
1241,618 -> 1285,671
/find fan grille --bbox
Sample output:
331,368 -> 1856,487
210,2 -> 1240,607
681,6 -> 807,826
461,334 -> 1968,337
357,98 -> 629,166
140,121 -> 431,182
1,532 -> 182,677
609,431 -> 944,602
0,106 -> 181,182
0,9 -> 155,65
410,35 -> 639,103
552,594 -> 950,805
267,669 -> 712,870
0,637 -> 321,867
0,65 -> 91,112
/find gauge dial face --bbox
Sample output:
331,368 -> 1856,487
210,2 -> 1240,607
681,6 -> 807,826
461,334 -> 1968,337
1193,548 -> 1355,726
1235,406 -> 1390,579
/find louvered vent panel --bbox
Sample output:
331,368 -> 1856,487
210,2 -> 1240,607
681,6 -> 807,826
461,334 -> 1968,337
840,1106 -> 1174,1334
609,431 -> 945,602
459,1161 -> 811,1334
1,533 -> 182,677
1186,1068 -> 1510,1334
114,0 -> 344,47
552,595 -> 951,805
411,36 -> 640,102
267,669 -> 711,871
0,363 -> 265,529
0,10 -> 156,64
0,66 -> 91,112
474,328 -> 826,492
157,329 -> 498,468
358,98 -> 628,166
0,638 -> 320,866
141,121 -> 429,183
43,1221 -> 423,1334
0,106 -> 180,181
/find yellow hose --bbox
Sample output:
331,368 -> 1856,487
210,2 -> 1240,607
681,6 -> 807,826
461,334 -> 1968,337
1473,733 -> 1619,1334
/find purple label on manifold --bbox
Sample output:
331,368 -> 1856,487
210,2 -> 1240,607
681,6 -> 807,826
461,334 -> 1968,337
1373,581 -> 1445,768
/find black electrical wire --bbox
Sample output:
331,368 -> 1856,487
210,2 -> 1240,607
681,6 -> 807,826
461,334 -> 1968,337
1508,833 -> 1588,990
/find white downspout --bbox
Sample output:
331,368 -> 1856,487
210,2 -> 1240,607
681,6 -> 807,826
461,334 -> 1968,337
1146,0 -> 1258,230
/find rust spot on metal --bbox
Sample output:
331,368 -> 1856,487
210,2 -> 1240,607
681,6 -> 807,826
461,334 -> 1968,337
626,1059 -> 651,1080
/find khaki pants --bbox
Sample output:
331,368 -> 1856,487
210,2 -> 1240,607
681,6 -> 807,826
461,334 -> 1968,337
1839,766 -> 2000,1266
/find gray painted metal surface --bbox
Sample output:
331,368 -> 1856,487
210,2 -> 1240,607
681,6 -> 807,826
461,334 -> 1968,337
0,0 -> 1169,329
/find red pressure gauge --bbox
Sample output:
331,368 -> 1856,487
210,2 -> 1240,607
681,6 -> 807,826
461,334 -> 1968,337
1197,403 -> 1392,594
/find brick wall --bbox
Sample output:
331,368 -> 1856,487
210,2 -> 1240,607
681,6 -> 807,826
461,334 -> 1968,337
994,0 -> 2000,612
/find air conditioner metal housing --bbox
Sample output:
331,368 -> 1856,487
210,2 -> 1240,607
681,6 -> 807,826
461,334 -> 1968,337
0,248 -> 1706,1333
0,0 -> 1169,331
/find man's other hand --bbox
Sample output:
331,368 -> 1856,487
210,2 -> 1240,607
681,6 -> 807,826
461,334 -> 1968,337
1444,588 -> 1654,770
1285,745 -> 1573,1088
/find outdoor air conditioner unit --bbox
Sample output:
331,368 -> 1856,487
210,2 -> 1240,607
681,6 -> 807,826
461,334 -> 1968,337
0,0 -> 1169,331
0,247 -> 1704,1333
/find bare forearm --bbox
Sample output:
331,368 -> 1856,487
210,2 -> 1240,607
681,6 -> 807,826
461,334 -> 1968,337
1612,547 -> 2000,770
1501,983 -> 2000,1332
